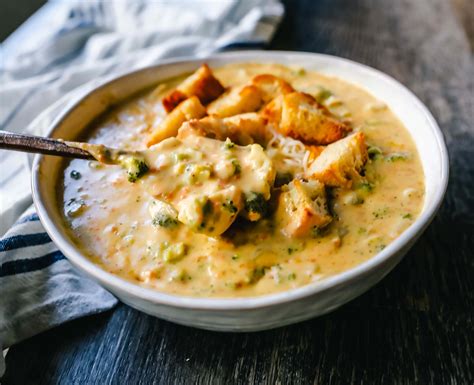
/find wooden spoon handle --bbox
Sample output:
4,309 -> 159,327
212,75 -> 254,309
0,130 -> 95,160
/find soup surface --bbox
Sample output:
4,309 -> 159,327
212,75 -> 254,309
62,63 -> 424,297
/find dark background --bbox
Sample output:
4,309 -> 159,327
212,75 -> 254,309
1,0 -> 473,47
2,0 -> 473,384
0,0 -> 45,42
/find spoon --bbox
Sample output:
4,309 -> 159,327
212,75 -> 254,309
0,130 -> 140,163
0,130 -> 149,181
0,130 -> 100,160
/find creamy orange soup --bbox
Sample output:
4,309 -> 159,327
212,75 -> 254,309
61,63 -> 424,297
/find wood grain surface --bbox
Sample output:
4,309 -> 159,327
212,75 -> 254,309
3,0 -> 473,384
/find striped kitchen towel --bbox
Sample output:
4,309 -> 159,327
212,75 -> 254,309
0,0 -> 284,374
0,208 -> 118,346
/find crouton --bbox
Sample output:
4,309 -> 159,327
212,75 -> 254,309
265,92 -> 350,145
261,95 -> 283,124
307,132 -> 368,188
251,74 -> 294,103
178,116 -> 255,145
162,90 -> 187,113
305,144 -> 326,163
275,179 -> 332,238
178,113 -> 268,147
207,85 -> 263,118
147,96 -> 206,146
223,113 -> 269,145
162,64 -> 225,112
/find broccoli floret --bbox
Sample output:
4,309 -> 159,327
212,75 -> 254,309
162,242 -> 187,263
222,199 -> 238,214
274,172 -> 293,187
148,241 -> 187,263
244,192 -> 269,221
223,138 -> 235,149
184,163 -> 212,184
385,152 -> 410,162
315,87 -> 332,103
367,145 -> 383,160
294,68 -> 306,76
149,199 -> 179,229
355,181 -> 374,193
119,155 -> 149,183
152,214 -> 178,228
202,199 -> 213,216
231,159 -> 241,175
249,266 -> 266,283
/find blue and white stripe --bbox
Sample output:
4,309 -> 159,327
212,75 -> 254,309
0,0 -> 283,369
0,207 -> 118,351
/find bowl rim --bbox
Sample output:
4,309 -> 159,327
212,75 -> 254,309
32,50 -> 449,311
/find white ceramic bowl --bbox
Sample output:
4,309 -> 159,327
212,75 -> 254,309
32,51 -> 448,331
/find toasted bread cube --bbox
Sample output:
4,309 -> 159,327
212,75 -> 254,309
162,64 -> 225,112
276,179 -> 332,238
179,113 -> 267,145
207,85 -> 263,118
307,132 -> 368,188
147,96 -> 206,146
223,113 -> 269,144
177,116 -> 255,145
251,74 -> 294,103
305,144 -> 326,163
281,92 -> 350,144
261,95 -> 283,125
266,92 -> 350,145
162,90 -> 187,113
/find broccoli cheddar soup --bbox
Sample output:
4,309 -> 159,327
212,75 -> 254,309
62,63 -> 424,297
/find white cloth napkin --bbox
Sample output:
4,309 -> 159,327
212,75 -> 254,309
0,0 -> 284,234
0,0 -> 283,375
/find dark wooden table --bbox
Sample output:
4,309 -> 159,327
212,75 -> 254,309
3,0 -> 473,383
0,0 -> 45,41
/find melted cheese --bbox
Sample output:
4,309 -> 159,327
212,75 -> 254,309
61,63 -> 425,297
